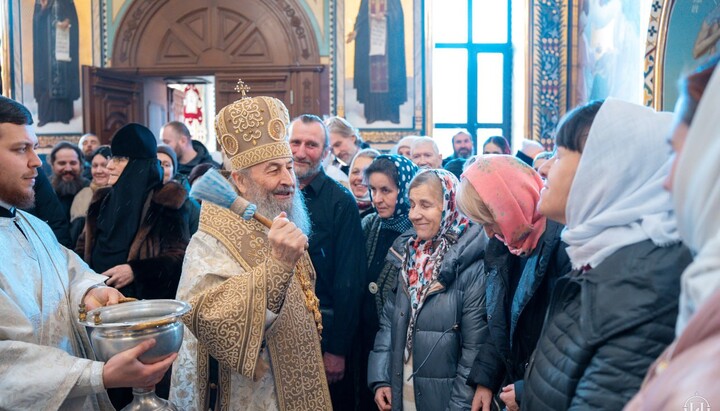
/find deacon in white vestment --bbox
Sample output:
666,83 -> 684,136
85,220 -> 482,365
0,207 -> 114,410
0,96 -> 175,410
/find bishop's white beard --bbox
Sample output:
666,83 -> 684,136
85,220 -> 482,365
243,179 -> 312,236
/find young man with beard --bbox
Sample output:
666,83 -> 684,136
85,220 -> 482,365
49,141 -> 89,222
78,133 -> 100,179
289,114 -> 367,410
0,97 -> 176,409
171,96 -> 332,411
160,121 -> 219,177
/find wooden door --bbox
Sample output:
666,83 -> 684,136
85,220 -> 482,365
215,69 -> 322,118
82,66 -> 144,144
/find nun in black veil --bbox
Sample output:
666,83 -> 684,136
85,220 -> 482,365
77,123 -> 190,299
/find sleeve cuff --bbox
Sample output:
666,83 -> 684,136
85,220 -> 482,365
70,361 -> 106,398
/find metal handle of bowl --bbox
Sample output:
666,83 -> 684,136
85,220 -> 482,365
78,291 -> 138,323
127,317 -> 178,331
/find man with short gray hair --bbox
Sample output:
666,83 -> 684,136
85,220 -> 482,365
410,136 -> 443,169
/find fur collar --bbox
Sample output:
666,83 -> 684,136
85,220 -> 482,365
153,180 -> 188,210
91,181 -> 187,210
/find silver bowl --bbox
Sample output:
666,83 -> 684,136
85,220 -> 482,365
81,299 -> 190,363
80,299 -> 191,411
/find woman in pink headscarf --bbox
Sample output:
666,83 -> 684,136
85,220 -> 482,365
457,155 -> 571,411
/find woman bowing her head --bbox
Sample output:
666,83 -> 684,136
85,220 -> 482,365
368,168 -> 488,411
457,155 -> 570,411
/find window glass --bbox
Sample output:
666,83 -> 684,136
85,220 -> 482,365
432,48 -> 468,124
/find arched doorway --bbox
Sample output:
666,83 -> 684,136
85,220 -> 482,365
85,0 -> 324,143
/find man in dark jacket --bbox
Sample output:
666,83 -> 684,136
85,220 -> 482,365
22,168 -> 73,247
290,114 -> 367,410
160,121 -> 219,177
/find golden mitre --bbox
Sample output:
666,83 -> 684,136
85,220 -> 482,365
215,80 -> 291,171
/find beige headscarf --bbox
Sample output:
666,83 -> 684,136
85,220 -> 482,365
673,68 -> 720,334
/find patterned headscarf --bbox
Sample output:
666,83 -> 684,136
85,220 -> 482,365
372,155 -> 419,233
402,169 -> 470,361
461,155 -> 547,256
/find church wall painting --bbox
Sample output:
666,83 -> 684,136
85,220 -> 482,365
334,0 -> 428,144
571,0 -> 651,106
645,0 -> 720,110
13,0 -> 93,138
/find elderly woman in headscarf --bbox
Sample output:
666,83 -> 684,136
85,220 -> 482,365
624,55 -> 720,410
358,154 -> 417,409
77,124 -> 190,300
70,145 -> 111,243
157,143 -> 200,234
368,168 -> 487,411
456,155 -> 570,411
519,99 -> 693,410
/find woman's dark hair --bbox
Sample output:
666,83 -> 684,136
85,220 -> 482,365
677,54 -> 720,125
364,157 -> 399,189
482,136 -> 511,154
91,145 -> 112,160
554,100 -> 604,153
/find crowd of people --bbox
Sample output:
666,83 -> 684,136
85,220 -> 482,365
1,55 -> 719,411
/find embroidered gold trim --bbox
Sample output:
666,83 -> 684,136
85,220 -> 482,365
229,142 -> 292,171
193,203 -> 331,410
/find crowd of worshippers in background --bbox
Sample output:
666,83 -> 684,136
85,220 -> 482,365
5,53 -> 720,411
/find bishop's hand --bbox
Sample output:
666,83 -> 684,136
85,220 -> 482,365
269,212 -> 308,270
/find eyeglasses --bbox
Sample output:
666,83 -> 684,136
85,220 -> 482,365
109,156 -> 129,162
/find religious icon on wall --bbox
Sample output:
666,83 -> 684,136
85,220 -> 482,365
182,84 -> 208,146
13,0 -> 92,135
646,0 -> 720,110
574,0 -> 649,106
32,0 -> 80,127
340,0 -> 422,133
347,0 -> 407,124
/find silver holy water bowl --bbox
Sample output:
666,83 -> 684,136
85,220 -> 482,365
80,299 -> 191,411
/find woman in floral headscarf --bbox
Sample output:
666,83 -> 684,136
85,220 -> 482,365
368,169 -> 487,411
358,154 -> 417,410
456,155 -> 571,411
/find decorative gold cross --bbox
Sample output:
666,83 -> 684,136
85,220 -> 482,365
235,79 -> 250,97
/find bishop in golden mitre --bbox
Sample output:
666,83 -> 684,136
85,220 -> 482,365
169,91 -> 332,410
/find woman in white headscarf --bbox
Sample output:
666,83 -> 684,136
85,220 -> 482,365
521,98 -> 693,410
624,55 -> 720,410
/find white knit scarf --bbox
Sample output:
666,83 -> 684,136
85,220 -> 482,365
562,98 -> 679,270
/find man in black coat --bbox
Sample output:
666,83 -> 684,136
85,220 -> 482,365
290,114 -> 367,410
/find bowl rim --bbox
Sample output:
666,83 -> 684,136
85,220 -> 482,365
80,299 -> 191,329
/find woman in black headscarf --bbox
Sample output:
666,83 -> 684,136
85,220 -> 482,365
76,123 -> 190,300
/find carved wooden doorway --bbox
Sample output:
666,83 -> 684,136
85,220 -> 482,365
105,0 -> 323,124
